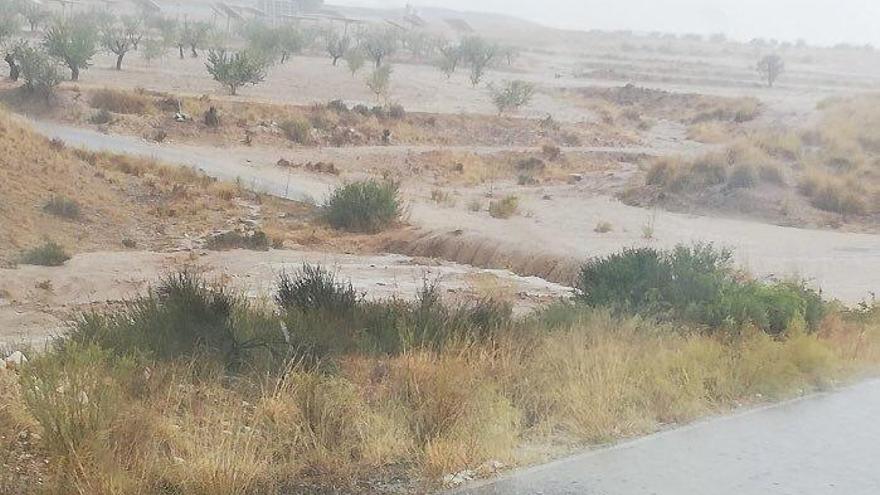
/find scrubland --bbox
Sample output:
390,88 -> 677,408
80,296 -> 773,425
2,246 -> 879,494
629,94 -> 880,229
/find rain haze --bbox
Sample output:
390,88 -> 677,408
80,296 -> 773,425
337,0 -> 880,46
2,0 -> 880,493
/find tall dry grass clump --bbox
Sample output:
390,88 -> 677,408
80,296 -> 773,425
89,88 -> 154,115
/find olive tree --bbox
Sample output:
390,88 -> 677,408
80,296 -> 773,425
43,14 -> 98,81
490,80 -> 535,114
205,49 -> 267,95
0,8 -> 21,80
757,54 -> 784,87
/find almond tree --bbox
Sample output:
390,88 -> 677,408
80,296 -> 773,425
757,54 -> 784,87
43,14 -> 98,81
206,49 -> 268,95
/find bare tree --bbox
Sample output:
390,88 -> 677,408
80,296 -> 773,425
437,42 -> 462,79
324,29 -> 349,66
16,0 -> 49,32
361,26 -> 399,67
0,8 -> 21,80
99,16 -> 136,70
757,54 -> 784,87
182,20 -> 211,58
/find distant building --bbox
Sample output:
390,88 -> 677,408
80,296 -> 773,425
257,0 -> 323,20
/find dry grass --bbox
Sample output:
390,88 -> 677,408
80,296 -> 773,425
645,140 -> 783,193
89,88 -> 155,115
4,305 -> 880,494
0,109 -> 309,266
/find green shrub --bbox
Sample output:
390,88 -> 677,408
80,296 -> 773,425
276,264 -> 359,314
326,99 -> 348,113
323,179 -> 401,233
278,273 -> 511,357
489,195 -> 519,219
205,229 -> 270,251
387,103 -> 406,119
280,117 -> 312,144
88,108 -> 112,125
66,271 -> 287,369
727,163 -> 756,188
20,241 -> 70,266
43,195 -> 81,219
576,244 -> 825,335
490,80 -> 535,114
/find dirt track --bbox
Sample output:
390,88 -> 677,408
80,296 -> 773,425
0,249 -> 570,345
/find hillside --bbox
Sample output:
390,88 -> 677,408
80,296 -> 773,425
0,111 -> 302,267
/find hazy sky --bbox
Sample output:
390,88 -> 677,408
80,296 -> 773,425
334,0 -> 880,46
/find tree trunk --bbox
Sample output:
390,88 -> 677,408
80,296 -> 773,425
70,65 -> 79,81
230,84 -> 237,96
5,54 -> 18,82
332,55 -> 339,66
115,53 -> 124,70
190,46 -> 198,58
179,45 -> 184,59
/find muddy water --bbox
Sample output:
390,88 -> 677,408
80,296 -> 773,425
30,120 -> 880,304
456,378 -> 880,495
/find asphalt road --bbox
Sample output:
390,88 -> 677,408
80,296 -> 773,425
456,379 -> 880,495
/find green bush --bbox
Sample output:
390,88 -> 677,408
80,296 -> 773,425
576,244 -> 825,335
66,271 -> 287,369
276,264 -> 359,314
323,179 -> 401,233
43,195 -> 81,219
205,229 -> 270,251
20,241 -> 70,266
280,117 -> 312,144
488,195 -> 519,219
278,272 -> 511,357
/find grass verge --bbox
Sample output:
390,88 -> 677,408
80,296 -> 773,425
3,252 -> 880,494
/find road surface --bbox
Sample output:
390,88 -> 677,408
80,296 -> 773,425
456,379 -> 880,495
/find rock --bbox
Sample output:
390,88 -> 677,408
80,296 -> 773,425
442,469 -> 476,486
5,351 -> 27,369
567,173 -> 583,183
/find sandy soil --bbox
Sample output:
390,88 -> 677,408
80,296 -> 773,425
0,249 -> 571,346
